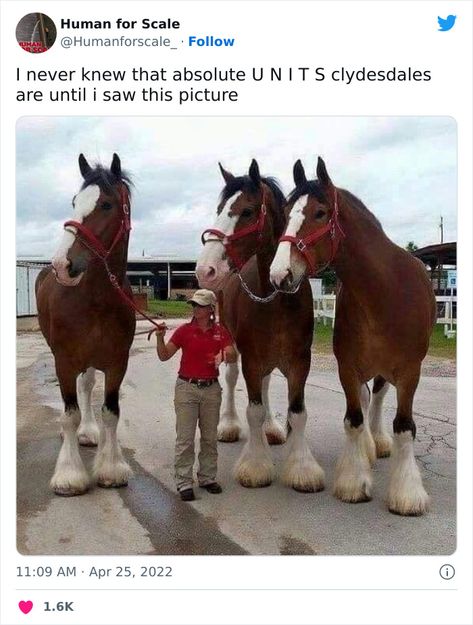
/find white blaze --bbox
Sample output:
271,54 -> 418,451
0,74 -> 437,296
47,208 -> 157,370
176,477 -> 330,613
196,192 -> 242,287
52,185 -> 100,266
270,194 -> 308,285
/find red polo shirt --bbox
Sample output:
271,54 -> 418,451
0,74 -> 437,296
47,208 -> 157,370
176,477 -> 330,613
170,320 -> 233,379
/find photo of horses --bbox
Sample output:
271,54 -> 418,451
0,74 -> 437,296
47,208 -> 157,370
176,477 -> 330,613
16,117 -> 456,555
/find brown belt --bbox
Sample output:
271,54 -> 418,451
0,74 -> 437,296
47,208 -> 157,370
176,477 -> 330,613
178,375 -> 218,388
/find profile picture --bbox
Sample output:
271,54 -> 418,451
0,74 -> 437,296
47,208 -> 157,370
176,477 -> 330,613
16,13 -> 56,53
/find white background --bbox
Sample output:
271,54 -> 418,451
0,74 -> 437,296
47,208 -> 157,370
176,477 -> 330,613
1,2 -> 472,624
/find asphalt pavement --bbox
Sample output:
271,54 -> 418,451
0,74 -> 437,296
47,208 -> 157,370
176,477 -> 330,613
17,320 -> 456,556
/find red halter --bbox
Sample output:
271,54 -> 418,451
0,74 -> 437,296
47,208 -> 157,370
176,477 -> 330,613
61,184 -> 168,333
201,187 -> 269,270
63,185 -> 131,261
278,189 -> 345,275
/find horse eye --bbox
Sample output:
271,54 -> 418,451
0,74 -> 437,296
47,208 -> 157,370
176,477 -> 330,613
102,202 -> 112,210
315,209 -> 326,219
241,208 -> 252,218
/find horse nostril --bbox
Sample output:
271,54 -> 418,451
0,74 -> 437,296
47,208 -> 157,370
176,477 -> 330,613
206,266 -> 216,279
68,256 -> 88,278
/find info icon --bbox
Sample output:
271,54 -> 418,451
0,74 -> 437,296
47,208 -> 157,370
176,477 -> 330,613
16,13 -> 57,53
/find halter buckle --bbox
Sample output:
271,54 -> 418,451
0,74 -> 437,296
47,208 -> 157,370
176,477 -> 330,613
296,240 -> 307,252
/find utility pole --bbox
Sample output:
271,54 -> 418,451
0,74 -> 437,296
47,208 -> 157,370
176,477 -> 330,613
439,216 -> 444,244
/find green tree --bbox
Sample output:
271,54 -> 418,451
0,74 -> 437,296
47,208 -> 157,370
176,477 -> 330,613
405,241 -> 418,253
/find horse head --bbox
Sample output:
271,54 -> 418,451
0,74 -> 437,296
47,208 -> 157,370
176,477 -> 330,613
270,157 -> 343,292
51,153 -> 131,287
196,159 -> 284,291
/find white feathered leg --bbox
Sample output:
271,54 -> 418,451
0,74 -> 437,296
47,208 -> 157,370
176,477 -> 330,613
51,406 -> 90,496
262,374 -> 286,445
234,402 -> 274,487
360,383 -> 376,466
93,407 -> 132,488
369,379 -> 392,458
218,361 -> 242,442
281,409 -> 325,492
77,367 -> 100,446
333,420 -> 373,503
388,432 -> 429,515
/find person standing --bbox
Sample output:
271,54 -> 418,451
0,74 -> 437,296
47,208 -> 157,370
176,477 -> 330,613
153,289 -> 237,501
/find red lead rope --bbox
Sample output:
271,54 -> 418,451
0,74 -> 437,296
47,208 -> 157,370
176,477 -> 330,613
61,184 -> 166,337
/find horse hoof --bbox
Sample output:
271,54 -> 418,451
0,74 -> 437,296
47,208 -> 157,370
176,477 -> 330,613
265,430 -> 286,446
387,491 -> 429,516
374,434 -> 393,458
53,485 -> 88,497
281,458 -> 325,493
240,478 -> 272,488
235,461 -> 274,488
293,483 -> 325,493
94,461 -> 132,489
333,479 -> 372,503
263,419 -> 286,446
97,479 -> 128,489
217,424 -> 241,443
78,435 -> 98,447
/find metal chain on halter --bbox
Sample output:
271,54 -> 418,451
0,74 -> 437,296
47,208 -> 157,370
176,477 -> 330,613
236,271 -> 279,303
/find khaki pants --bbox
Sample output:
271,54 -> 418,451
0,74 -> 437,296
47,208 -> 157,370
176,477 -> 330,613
174,378 -> 222,491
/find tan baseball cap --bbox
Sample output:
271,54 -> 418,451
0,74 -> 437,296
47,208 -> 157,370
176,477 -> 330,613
188,289 -> 217,307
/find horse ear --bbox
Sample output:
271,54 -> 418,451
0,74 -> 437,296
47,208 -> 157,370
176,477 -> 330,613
218,162 -> 234,183
293,159 -> 307,186
316,157 -> 332,187
249,159 -> 261,186
111,153 -> 122,178
78,154 -> 92,179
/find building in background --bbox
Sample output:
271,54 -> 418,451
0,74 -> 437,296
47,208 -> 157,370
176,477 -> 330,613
16,257 -> 198,316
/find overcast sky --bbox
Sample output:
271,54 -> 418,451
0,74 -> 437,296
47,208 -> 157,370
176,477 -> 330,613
16,117 -> 456,259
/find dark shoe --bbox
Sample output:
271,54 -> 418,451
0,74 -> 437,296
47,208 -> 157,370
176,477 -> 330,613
200,482 -> 223,494
180,488 -> 195,502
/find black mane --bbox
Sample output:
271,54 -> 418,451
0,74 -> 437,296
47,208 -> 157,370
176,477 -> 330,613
219,175 -> 286,239
81,164 -> 132,195
289,181 -> 383,231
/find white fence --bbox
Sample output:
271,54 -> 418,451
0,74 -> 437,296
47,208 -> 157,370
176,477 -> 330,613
16,265 -> 44,316
314,294 -> 457,334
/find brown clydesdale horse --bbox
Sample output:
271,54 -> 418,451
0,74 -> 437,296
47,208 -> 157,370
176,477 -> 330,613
270,158 -> 436,515
196,160 -> 324,492
35,154 -> 136,496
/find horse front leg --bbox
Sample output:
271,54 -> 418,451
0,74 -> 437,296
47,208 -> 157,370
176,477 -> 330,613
234,362 -> 274,487
262,374 -> 286,445
51,359 -> 91,496
217,359 -> 242,442
359,382 -> 377,466
388,367 -> 429,516
93,365 -> 132,488
333,367 -> 373,503
280,360 -> 325,492
76,367 -> 100,446
369,375 -> 393,458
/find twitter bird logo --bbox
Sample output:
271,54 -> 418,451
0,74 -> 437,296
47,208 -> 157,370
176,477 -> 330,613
438,15 -> 457,31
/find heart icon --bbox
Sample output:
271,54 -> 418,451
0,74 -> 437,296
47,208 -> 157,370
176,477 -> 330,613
19,601 -> 33,614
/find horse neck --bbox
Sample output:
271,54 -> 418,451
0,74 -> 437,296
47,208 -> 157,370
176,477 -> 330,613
86,235 -> 129,289
333,199 -> 392,305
